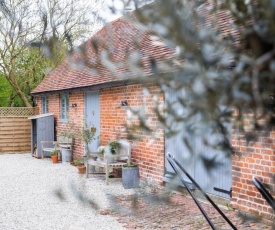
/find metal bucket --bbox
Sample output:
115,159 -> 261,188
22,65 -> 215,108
122,167 -> 140,189
61,149 -> 73,162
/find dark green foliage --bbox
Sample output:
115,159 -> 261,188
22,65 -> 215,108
0,77 -> 24,107
0,0 -> 102,107
109,141 -> 120,154
50,150 -> 58,156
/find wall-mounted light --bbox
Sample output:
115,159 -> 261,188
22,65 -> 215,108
70,103 -> 77,108
120,100 -> 128,106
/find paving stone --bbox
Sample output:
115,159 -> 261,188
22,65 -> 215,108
110,190 -> 274,229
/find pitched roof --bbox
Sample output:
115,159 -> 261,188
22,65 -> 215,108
32,16 -> 174,94
32,2 -> 241,95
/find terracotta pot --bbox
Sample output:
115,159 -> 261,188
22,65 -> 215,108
51,155 -> 58,164
77,165 -> 86,174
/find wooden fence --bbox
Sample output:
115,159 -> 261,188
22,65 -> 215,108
0,107 -> 37,153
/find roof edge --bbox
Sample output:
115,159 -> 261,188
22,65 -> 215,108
31,79 -> 138,96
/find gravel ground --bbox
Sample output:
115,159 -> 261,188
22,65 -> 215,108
0,153 -> 135,230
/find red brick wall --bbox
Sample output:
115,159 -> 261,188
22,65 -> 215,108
100,84 -> 165,183
36,86 -> 275,219
35,84 -> 165,183
36,92 -> 85,159
61,92 -> 85,159
231,116 -> 275,219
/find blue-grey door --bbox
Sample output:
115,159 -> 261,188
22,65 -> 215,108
30,114 -> 54,158
85,91 -> 100,152
194,132 -> 232,198
164,89 -> 196,188
164,89 -> 232,199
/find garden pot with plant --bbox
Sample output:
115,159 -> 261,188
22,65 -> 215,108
77,165 -> 86,174
78,122 -> 98,173
60,123 -> 76,163
50,150 -> 59,164
74,159 -> 86,174
104,141 -> 120,164
122,163 -> 140,189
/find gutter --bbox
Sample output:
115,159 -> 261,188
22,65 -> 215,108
31,79 -> 137,96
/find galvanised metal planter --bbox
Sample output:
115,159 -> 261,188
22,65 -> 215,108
61,149 -> 73,162
122,166 -> 140,189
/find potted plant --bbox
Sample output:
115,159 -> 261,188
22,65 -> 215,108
122,163 -> 140,189
109,141 -> 120,154
60,122 -> 76,162
104,141 -> 121,163
78,122 -> 97,167
74,158 -> 86,174
79,123 -> 97,154
50,150 -> 59,164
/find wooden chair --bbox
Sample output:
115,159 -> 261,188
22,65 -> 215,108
41,136 -> 73,159
86,140 -> 131,184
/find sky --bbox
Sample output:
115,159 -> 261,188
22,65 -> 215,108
99,0 -> 153,22
99,0 -> 125,22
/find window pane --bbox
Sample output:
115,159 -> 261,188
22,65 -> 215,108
60,94 -> 69,120
42,96 -> 48,114
66,95 -> 69,119
46,97 -> 48,113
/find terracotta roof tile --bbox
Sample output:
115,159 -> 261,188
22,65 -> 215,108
32,16 -> 174,94
32,2 -> 240,95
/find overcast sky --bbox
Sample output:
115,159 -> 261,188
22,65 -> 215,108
99,0 -> 124,22
88,0 -> 153,39
99,0 -> 153,22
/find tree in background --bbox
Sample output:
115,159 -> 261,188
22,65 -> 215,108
0,77 -> 24,107
0,0 -> 103,107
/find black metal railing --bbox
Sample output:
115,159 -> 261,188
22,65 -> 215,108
252,177 -> 275,212
166,152 -> 237,230
167,152 -> 275,229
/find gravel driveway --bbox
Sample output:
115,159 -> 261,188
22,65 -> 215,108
0,154 -> 134,230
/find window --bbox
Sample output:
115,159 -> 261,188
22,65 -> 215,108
60,94 -> 69,121
41,96 -> 48,114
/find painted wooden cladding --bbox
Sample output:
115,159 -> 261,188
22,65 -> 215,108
193,133 -> 232,199
29,114 -> 54,158
164,89 -> 232,199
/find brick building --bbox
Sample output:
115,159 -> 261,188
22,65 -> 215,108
32,16 -> 170,183
32,7 -> 275,220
